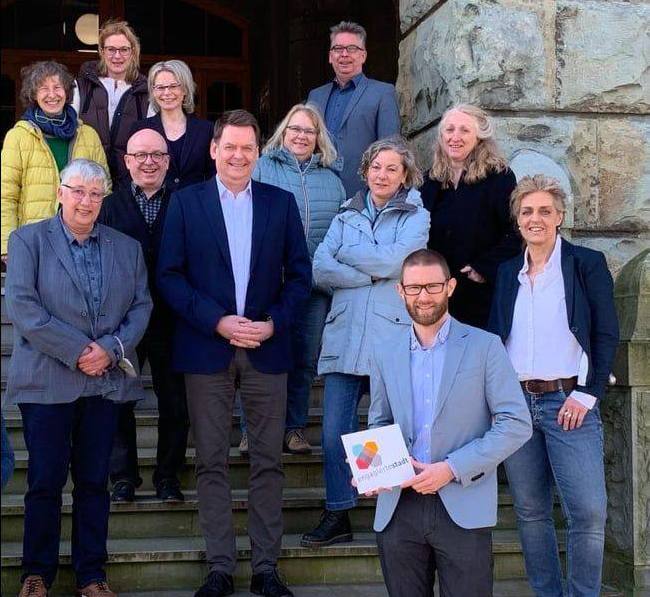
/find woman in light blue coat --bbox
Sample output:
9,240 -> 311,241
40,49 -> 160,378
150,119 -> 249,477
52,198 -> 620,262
301,136 -> 430,547
243,103 -> 346,455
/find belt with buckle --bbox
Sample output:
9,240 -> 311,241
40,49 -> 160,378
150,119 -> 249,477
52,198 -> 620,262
521,377 -> 577,395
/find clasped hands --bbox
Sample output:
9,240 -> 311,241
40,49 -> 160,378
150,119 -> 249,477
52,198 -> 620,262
354,457 -> 455,498
216,315 -> 274,349
77,342 -> 112,376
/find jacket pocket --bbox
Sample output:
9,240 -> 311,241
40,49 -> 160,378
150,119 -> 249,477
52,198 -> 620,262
319,301 -> 349,359
372,301 -> 410,326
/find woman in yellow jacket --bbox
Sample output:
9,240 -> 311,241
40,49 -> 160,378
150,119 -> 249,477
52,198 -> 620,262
1,61 -> 108,259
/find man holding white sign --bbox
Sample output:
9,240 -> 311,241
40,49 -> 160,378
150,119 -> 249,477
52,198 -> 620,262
368,249 -> 532,596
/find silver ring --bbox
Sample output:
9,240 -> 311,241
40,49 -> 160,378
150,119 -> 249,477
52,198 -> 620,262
563,410 -> 570,417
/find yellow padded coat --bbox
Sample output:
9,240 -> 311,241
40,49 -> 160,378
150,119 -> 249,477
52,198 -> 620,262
1,119 -> 109,253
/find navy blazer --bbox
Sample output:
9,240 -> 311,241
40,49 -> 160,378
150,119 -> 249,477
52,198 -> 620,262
130,113 -> 215,192
156,178 -> 312,375
488,238 -> 619,401
308,74 -> 400,197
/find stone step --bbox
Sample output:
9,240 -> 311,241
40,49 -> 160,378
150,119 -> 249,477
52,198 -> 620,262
1,485 -> 557,542
0,530 -> 559,593
4,407 -> 360,450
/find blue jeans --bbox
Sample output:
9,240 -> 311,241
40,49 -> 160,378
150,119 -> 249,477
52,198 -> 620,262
322,373 -> 369,510
242,290 -> 330,432
505,390 -> 607,597
19,396 -> 119,588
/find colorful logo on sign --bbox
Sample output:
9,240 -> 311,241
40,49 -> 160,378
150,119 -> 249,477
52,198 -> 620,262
352,441 -> 382,470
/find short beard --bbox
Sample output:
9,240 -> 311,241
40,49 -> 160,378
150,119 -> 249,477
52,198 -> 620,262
406,299 -> 448,327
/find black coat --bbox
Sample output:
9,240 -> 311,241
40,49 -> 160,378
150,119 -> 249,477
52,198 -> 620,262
130,113 -> 215,192
420,167 -> 520,328
98,182 -> 174,335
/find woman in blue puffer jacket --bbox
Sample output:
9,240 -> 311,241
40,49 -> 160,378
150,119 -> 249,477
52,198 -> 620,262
244,103 -> 346,455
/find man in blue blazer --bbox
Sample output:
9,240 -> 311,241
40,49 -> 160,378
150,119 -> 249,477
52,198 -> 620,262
368,249 -> 532,596
157,110 -> 311,597
307,21 -> 400,197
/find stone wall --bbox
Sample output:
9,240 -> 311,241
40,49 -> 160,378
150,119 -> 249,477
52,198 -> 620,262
397,0 -> 650,276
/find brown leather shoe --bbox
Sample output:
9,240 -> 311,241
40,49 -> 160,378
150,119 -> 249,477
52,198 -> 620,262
18,576 -> 48,597
75,580 -> 117,597
284,429 -> 312,454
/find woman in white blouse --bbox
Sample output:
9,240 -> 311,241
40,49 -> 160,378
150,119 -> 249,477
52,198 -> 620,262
489,174 -> 619,597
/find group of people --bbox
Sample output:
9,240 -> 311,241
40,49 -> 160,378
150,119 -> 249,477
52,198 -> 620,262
0,16 -> 619,597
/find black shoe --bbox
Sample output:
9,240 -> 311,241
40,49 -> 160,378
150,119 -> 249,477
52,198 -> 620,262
300,509 -> 353,547
194,571 -> 234,597
111,480 -> 135,503
156,479 -> 185,503
250,568 -> 294,597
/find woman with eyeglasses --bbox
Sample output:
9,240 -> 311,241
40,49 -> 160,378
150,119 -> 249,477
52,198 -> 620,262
301,136 -> 430,548
1,60 -> 108,265
74,20 -> 149,184
236,103 -> 347,456
130,60 -> 215,192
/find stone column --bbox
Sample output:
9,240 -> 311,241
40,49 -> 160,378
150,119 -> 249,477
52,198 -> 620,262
602,250 -> 650,596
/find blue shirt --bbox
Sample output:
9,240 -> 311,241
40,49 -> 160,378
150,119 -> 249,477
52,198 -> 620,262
59,214 -> 116,397
216,176 -> 253,316
324,73 -> 364,137
410,316 -> 451,463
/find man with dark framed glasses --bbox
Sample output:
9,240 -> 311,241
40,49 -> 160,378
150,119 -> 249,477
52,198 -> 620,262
98,128 -> 189,506
308,20 -> 400,197
367,249 -> 532,596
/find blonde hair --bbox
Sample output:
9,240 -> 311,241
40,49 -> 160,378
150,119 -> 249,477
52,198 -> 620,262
148,60 -> 196,114
509,174 -> 567,222
98,20 -> 141,83
359,136 -> 423,189
263,103 -> 338,167
429,104 -> 507,189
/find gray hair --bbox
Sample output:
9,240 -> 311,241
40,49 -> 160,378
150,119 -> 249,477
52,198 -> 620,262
359,136 -> 423,189
263,103 -> 338,167
60,159 -> 110,195
329,21 -> 367,47
148,60 -> 196,114
19,61 -> 75,107
509,174 -> 567,222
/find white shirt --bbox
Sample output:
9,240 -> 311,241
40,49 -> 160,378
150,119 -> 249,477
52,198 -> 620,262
216,176 -> 253,316
72,78 -> 132,126
506,236 -> 595,409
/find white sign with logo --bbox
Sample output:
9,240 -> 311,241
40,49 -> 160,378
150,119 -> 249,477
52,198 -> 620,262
341,424 -> 415,494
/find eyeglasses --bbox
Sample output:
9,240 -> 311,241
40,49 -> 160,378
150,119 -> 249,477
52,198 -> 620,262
330,45 -> 365,55
401,281 -> 449,296
153,83 -> 182,94
61,184 -> 105,203
286,125 -> 318,137
125,151 -> 169,164
103,46 -> 132,56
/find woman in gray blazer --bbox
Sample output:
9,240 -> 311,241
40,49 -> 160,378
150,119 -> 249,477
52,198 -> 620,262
5,159 -> 152,597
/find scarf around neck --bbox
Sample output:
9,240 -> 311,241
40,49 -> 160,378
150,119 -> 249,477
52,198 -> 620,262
22,104 -> 78,140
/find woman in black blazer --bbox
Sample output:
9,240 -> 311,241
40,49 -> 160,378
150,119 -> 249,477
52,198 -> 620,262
131,60 -> 214,192
420,103 -> 520,328
489,174 -> 619,597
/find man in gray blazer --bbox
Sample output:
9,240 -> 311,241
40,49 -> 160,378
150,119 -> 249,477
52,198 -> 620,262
307,21 -> 400,197
6,159 -> 152,597
368,249 -> 532,597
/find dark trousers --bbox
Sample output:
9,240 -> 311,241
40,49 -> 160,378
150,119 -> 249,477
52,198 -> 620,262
19,396 -> 119,588
376,490 -> 493,597
110,332 -> 188,487
185,349 -> 287,575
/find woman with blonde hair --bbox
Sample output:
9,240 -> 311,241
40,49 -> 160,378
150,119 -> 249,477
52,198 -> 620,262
74,20 -> 149,183
130,60 -> 214,191
420,103 -> 520,328
237,103 -> 346,456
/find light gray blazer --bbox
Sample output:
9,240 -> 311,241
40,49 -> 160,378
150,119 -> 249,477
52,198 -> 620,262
369,317 -> 532,531
4,216 -> 152,405
307,74 -> 400,197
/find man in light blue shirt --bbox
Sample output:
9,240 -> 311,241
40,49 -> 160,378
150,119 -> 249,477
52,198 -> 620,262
368,248 -> 531,596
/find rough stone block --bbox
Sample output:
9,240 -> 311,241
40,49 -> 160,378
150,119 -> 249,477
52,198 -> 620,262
574,237 -> 650,280
399,0 -> 447,33
397,0 -> 550,135
556,1 -> 650,113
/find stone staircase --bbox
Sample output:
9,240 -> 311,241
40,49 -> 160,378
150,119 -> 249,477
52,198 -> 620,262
0,274 -> 623,595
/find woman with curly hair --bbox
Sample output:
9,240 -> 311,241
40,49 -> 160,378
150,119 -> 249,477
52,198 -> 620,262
1,61 -> 108,262
420,103 -> 521,328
